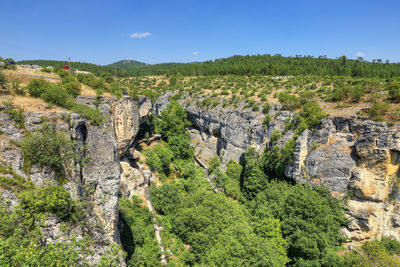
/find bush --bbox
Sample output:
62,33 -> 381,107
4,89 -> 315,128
248,181 -> 347,264
18,186 -> 73,221
387,83 -> 400,102
278,92 -> 301,110
349,85 -> 364,103
63,81 -> 81,97
27,79 -> 50,97
366,101 -> 390,118
262,103 -> 271,114
143,144 -> 173,177
263,114 -> 272,127
0,73 -> 8,93
10,80 -> 24,95
41,84 -> 69,107
3,58 -> 16,70
301,101 -> 326,128
252,103 -> 260,111
41,67 -> 51,73
69,103 -> 104,126
21,123 -> 75,176
2,101 -> 25,128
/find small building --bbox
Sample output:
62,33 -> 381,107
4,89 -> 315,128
47,66 -> 53,69
0,62 -> 4,67
75,69 -> 91,74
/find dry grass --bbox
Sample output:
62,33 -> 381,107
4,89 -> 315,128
79,84 -> 98,96
0,95 -> 66,113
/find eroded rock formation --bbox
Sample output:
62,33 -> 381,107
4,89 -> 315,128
0,95 -> 150,265
155,93 -> 400,246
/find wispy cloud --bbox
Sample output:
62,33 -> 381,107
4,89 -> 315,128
356,52 -> 366,57
130,32 -> 151,39
192,51 -> 199,55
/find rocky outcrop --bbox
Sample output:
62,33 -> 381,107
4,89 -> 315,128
155,93 -> 400,246
155,93 -> 291,168
285,116 -> 400,246
119,159 -> 155,198
0,95 -> 149,265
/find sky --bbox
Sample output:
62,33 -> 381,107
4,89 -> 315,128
1,0 -> 399,65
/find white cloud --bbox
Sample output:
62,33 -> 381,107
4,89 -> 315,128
356,52 -> 366,57
130,32 -> 151,39
192,51 -> 199,55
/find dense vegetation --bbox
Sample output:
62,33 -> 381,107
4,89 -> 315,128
123,54 -> 400,78
119,196 -> 162,266
119,72 -> 400,123
116,101 -> 386,266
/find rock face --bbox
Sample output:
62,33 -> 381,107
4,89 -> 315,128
155,93 -> 400,246
0,95 -> 150,265
119,159 -> 155,199
286,116 -> 400,245
155,93 -> 291,169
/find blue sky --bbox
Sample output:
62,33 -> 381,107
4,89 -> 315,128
1,0 -> 399,65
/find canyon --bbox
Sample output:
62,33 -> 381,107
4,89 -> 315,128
1,92 -> 400,264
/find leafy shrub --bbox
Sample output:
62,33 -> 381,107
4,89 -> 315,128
41,67 -> 51,73
262,103 -> 271,114
63,81 -> 81,97
387,83 -> 400,102
0,164 -> 29,192
157,102 -> 194,159
381,237 -> 400,255
300,101 -> 326,128
143,144 -> 173,177
18,186 -> 73,221
27,79 -> 50,97
41,84 -> 69,107
349,85 -> 364,103
252,103 -> 260,111
278,92 -> 301,110
69,103 -> 103,126
340,239 -> 400,266
263,114 -> 272,127
21,123 -> 75,176
2,100 -> 25,128
366,101 -> 390,118
0,73 -> 8,94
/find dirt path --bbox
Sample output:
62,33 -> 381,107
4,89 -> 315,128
1,71 -> 61,81
144,184 -> 168,265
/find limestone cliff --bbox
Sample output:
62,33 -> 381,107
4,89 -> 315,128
0,95 -> 150,265
155,93 -> 400,246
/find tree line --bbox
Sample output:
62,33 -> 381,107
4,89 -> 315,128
128,54 -> 400,78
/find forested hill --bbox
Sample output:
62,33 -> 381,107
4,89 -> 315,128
106,59 -> 147,71
127,54 -> 400,78
17,59 -> 131,77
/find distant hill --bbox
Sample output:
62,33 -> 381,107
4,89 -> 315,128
17,59 -> 130,76
106,60 -> 147,72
